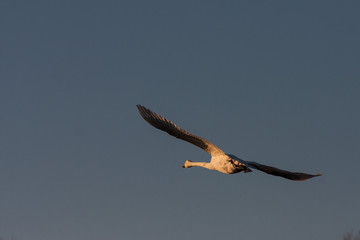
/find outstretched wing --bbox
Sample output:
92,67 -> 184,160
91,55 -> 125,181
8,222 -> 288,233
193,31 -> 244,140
137,105 -> 225,156
227,154 -> 321,181
247,161 -> 322,181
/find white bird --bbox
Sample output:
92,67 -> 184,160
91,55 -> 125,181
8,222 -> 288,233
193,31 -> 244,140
137,105 -> 322,181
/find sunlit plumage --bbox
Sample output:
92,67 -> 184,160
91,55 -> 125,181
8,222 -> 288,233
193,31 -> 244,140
137,105 -> 321,181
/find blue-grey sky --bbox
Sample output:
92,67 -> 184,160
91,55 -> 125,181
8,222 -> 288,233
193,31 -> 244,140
1,0 -> 359,239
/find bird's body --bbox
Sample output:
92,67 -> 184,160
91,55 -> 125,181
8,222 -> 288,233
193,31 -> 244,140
183,155 -> 251,174
137,105 -> 321,181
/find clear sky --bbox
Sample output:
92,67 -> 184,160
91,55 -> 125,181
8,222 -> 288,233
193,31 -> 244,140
1,0 -> 359,239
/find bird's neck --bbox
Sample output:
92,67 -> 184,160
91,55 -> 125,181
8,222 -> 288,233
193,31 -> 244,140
189,162 -> 215,170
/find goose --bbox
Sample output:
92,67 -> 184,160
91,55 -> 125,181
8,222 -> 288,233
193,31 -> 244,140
137,105 -> 322,181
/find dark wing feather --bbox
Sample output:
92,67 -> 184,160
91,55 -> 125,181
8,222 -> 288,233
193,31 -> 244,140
248,162 -> 322,181
137,105 -> 225,156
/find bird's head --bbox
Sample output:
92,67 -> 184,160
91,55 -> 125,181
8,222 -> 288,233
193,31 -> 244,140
182,160 -> 192,168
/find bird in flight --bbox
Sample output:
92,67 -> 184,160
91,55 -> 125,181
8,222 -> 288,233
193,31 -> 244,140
137,105 -> 321,181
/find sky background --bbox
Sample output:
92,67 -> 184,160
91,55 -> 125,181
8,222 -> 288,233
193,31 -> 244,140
1,0 -> 359,239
